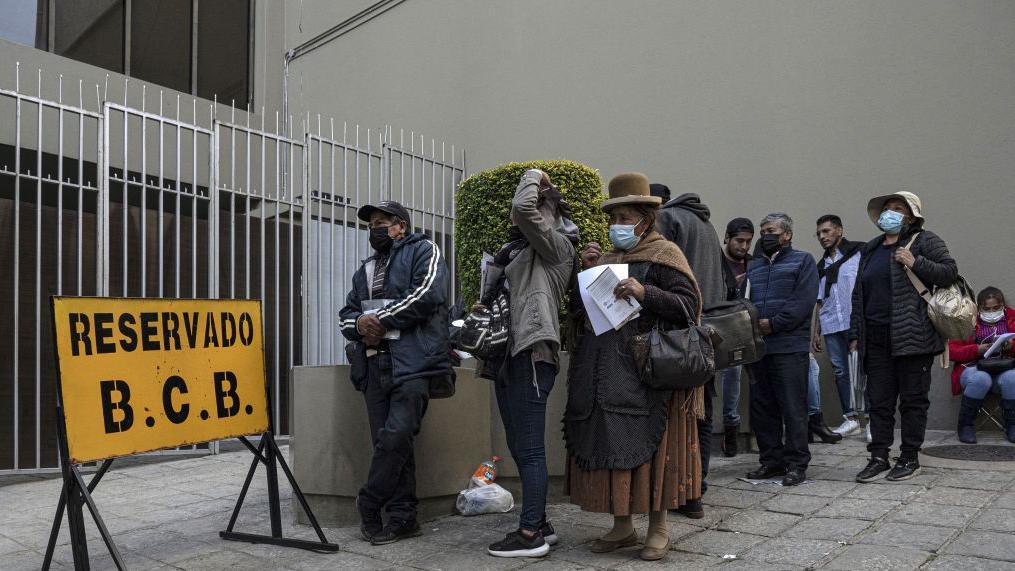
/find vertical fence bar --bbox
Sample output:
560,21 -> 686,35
140,85 -> 147,297
157,92 -> 165,298
78,82 -> 85,296
122,86 -> 129,296
191,99 -> 198,298
13,63 -> 21,470
229,105 -> 236,299
316,116 -> 323,364
274,111 -> 281,415
245,106 -> 252,300
35,70 -> 43,469
329,119 -> 336,363
174,95 -> 181,298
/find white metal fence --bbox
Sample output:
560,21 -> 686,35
1,66 -> 465,473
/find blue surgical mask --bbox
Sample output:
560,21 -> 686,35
609,218 -> 644,251
878,210 -> 905,234
981,310 -> 1005,324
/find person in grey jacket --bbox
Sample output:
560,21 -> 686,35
850,191 -> 958,483
654,189 -> 725,516
486,169 -> 577,558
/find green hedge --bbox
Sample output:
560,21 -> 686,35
455,160 -> 609,312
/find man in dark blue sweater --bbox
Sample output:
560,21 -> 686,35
744,213 -> 819,486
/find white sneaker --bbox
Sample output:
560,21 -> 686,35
865,424 -> 872,443
833,416 -> 861,436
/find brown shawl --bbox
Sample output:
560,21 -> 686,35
600,230 -> 706,419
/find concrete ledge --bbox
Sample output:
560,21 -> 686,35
289,357 -> 573,527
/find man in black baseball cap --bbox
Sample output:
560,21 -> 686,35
357,200 -> 412,227
341,198 -> 451,546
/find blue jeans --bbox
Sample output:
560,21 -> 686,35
960,366 -> 1015,399
720,366 -> 742,427
749,352 -> 812,472
824,331 -> 857,416
495,350 -> 555,532
807,353 -> 821,416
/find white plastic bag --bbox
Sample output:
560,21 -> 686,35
455,483 -> 514,516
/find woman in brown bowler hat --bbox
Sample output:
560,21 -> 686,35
565,172 -> 704,561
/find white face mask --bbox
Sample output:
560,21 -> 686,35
981,309 -> 1005,324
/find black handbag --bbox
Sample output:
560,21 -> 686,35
978,358 -> 1015,376
642,297 -> 717,391
701,299 -> 766,370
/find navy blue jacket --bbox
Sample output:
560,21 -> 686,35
339,232 -> 451,386
746,244 -> 819,354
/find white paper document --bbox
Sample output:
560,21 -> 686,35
478,252 -> 495,297
577,264 -> 641,336
361,299 -> 401,340
983,332 -> 1015,358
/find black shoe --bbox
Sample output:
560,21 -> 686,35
356,497 -> 382,542
809,412 -> 843,444
539,521 -> 558,546
370,518 -> 421,545
855,457 -> 890,483
886,457 -> 921,481
782,470 -> 806,486
722,425 -> 739,457
673,497 -> 704,519
746,465 -> 787,480
487,530 -> 549,558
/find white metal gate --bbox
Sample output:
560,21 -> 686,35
1,69 -> 465,473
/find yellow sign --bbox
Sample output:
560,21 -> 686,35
51,297 -> 270,464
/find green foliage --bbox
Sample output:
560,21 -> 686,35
455,160 -> 609,313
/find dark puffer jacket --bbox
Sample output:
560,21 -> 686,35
848,226 -> 958,362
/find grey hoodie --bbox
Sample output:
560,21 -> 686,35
505,170 -> 577,359
655,192 -> 725,308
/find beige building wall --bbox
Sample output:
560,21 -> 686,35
283,0 -> 1015,431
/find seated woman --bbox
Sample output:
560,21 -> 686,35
949,287 -> 1015,443
565,173 -> 703,563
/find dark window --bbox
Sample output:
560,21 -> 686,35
0,0 -> 48,49
3,0 -> 250,104
54,0 -> 125,73
196,0 -> 249,104
130,0 -> 192,94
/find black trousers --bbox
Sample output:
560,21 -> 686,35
359,354 -> 430,521
749,352 -> 811,472
863,324 -> 933,460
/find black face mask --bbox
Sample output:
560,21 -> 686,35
370,226 -> 395,252
759,233 -> 783,257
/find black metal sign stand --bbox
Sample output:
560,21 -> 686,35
219,430 -> 338,552
42,402 -> 125,571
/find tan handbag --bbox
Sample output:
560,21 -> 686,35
902,233 -> 977,341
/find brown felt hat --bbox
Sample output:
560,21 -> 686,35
601,172 -> 662,212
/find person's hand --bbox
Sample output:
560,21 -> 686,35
581,242 -> 602,269
357,314 -> 386,338
363,334 -> 382,347
894,248 -> 916,268
979,343 -> 992,356
811,333 -> 823,354
849,340 -> 859,353
539,171 -> 552,188
759,319 -> 773,336
614,277 -> 646,302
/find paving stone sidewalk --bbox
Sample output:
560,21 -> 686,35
3,430 -> 1015,570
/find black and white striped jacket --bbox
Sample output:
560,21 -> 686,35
340,232 -> 451,386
